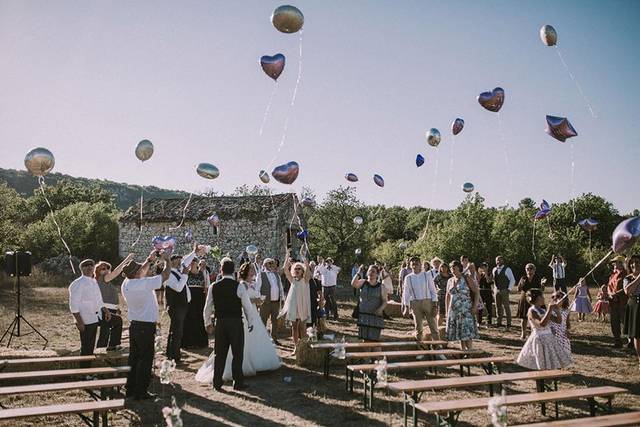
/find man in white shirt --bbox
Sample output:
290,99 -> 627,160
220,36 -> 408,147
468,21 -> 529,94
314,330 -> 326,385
315,257 -> 341,320
69,259 -> 110,367
492,255 -> 515,327
548,254 -> 567,293
402,256 -> 440,341
121,250 -> 171,400
256,258 -> 285,345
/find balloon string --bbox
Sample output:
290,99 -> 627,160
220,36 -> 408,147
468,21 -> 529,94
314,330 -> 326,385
169,192 -> 193,231
570,140 -> 576,223
38,176 -> 76,274
448,136 -> 455,190
258,83 -> 279,137
531,220 -> 536,259
130,187 -> 144,247
497,113 -> 512,206
421,149 -> 440,240
547,217 -> 553,239
555,47 -> 597,119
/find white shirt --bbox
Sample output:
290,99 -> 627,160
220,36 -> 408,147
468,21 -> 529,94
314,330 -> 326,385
254,265 -> 284,301
122,275 -> 163,322
69,275 -> 104,324
549,261 -> 566,279
203,275 -> 253,327
402,270 -> 438,306
316,264 -> 341,287
164,268 -> 191,303
492,266 -> 516,291
427,268 -> 438,280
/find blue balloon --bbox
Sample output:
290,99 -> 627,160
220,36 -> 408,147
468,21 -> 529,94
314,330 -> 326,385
416,154 -> 425,167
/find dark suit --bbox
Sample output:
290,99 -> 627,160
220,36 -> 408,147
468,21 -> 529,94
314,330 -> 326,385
165,270 -> 189,362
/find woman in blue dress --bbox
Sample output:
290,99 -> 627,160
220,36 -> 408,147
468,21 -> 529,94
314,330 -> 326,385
445,260 -> 480,350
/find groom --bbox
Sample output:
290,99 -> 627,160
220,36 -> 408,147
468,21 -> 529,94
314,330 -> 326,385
203,257 -> 253,391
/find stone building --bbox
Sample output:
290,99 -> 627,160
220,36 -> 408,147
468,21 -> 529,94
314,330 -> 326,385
119,193 -> 306,264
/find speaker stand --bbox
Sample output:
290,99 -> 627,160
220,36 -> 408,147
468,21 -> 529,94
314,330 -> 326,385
0,274 -> 48,350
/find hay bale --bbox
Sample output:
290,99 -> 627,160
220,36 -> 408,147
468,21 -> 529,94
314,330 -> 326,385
295,338 -> 326,368
384,300 -> 403,318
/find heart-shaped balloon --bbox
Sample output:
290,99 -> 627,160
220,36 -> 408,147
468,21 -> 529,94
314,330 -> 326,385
207,214 -> 220,227
452,118 -> 465,136
152,236 -> 176,253
612,216 -> 640,253
135,139 -> 154,162
545,115 -> 578,142
578,218 -> 599,232
272,161 -> 299,185
345,173 -> 359,183
477,87 -> 505,112
24,147 -> 55,177
373,174 -> 384,188
259,170 -> 270,184
271,5 -> 304,33
462,182 -> 474,193
540,24 -> 557,47
196,163 -> 220,179
426,128 -> 441,147
416,154 -> 425,167
260,53 -> 286,81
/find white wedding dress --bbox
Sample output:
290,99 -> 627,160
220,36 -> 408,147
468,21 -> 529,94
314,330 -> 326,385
195,280 -> 281,383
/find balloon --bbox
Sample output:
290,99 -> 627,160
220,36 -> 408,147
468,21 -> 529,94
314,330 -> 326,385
426,128 -> 441,147
260,53 -> 285,81
416,154 -> 425,167
398,242 -> 408,250
207,213 -> 220,227
345,173 -> 359,183
462,182 -> 474,193
545,115 -> 578,142
302,197 -> 316,208
355,248 -> 362,256
578,218 -> 599,232
246,245 -> 259,256
24,147 -> 55,176
373,174 -> 385,188
452,118 -> 465,136
612,216 -> 640,253
135,139 -> 154,162
353,216 -> 363,226
540,25 -> 557,46
271,5 -> 304,33
259,170 -> 270,184
272,161 -> 299,185
184,230 -> 193,243
477,87 -> 505,112
152,236 -> 176,253
296,229 -> 309,240
196,163 -> 220,179
534,200 -> 551,220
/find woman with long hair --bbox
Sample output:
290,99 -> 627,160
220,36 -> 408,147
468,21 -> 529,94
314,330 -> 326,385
445,260 -> 479,350
351,265 -> 388,341
280,248 -> 312,356
181,258 -> 209,349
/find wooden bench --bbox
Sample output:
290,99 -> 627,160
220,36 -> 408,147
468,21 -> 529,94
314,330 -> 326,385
412,386 -> 627,427
0,366 -> 130,383
0,398 -> 125,427
515,410 -> 640,426
347,356 -> 511,409
0,353 -> 129,372
387,369 -> 571,426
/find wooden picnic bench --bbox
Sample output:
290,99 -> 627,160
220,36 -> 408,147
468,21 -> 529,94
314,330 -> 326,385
0,366 -> 130,383
515,410 -> 640,427
412,386 -> 627,427
0,398 -> 125,427
386,369 -> 571,426
0,353 -> 129,372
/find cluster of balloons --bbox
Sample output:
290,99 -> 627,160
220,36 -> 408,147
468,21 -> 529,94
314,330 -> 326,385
24,147 -> 55,176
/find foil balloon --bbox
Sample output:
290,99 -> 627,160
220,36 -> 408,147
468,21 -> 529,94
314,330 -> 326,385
545,115 -> 578,142
540,24 -> 558,46
196,163 -> 220,179
578,218 -> 599,232
260,53 -> 285,81
272,161 -> 299,185
477,87 -> 505,112
353,216 -> 364,226
462,182 -> 474,193
373,174 -> 385,188
416,154 -> 425,167
271,5 -> 304,34
345,173 -> 359,183
452,118 -> 465,136
184,230 -> 193,243
534,200 -> 551,220
296,229 -> 309,240
259,170 -> 270,184
355,248 -> 362,256
152,236 -> 176,253
246,244 -> 259,256
24,147 -> 55,176
207,213 -> 220,227
301,197 -> 315,208
612,216 -> 640,253
426,128 -> 441,147
135,139 -> 154,162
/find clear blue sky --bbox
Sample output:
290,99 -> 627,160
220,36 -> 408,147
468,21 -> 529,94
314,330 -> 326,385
1,0 -> 638,213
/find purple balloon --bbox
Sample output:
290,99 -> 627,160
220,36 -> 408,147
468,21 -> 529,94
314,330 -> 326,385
373,174 -> 384,188
260,53 -> 286,81
152,235 -> 176,252
300,197 -> 315,208
612,216 -> 640,253
416,154 -> 425,167
184,230 -> 193,243
578,218 -> 599,232
272,161 -> 299,185
545,115 -> 578,142
477,87 -> 505,112
534,199 -> 551,220
452,118 -> 465,135
207,214 -> 220,227
296,229 -> 309,240
345,173 -> 359,183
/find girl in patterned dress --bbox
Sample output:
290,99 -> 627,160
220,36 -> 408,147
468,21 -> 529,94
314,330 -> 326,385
570,278 -> 593,321
593,284 -> 610,322
550,291 -> 572,355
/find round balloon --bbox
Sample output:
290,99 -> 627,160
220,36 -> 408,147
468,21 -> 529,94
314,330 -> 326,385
462,182 -> 474,193
452,118 -> 465,136
152,235 -> 176,252
260,53 -> 285,81
301,197 -> 315,208
207,214 -> 220,227
246,244 -> 259,256
272,161 -> 299,185
416,154 -> 425,167
271,5 -> 304,33
135,139 -> 154,162
612,216 -> 640,253
373,174 -> 385,188
353,216 -> 363,226
540,24 -> 557,46
184,230 -> 193,243
259,170 -> 270,184
355,248 -> 362,256
24,147 -> 55,177
196,163 -> 220,179
426,128 -> 441,147
345,173 -> 359,183
477,87 -> 505,112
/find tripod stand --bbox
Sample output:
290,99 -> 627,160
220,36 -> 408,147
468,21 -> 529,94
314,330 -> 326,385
0,260 -> 48,350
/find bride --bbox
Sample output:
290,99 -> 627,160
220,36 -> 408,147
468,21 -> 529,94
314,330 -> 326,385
196,262 -> 281,383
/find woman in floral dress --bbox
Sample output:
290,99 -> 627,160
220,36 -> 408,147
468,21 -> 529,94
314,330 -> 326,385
445,260 -> 479,350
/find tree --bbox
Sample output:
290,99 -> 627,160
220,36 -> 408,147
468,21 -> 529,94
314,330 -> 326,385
0,182 -> 29,253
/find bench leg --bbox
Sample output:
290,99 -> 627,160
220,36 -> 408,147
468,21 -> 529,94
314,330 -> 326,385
324,353 -> 330,379
369,378 -> 377,410
363,375 -> 369,409
488,383 -> 494,397
345,366 -> 349,391
588,397 -> 596,417
349,370 -> 354,393
459,365 -> 464,377
403,394 -> 408,427
93,410 -> 99,427
536,380 -> 547,416
467,366 -> 470,376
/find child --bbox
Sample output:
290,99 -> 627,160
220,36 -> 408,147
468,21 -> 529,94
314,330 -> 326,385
516,289 -> 572,370
593,284 -> 610,322
550,291 -> 571,355
570,278 -> 593,321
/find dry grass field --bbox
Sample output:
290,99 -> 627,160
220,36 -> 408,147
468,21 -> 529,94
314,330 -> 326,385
1,282 -> 639,426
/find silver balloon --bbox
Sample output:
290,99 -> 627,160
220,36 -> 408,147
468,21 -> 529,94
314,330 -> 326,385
24,147 -> 55,176
260,53 -> 286,81
426,128 -> 441,147
462,182 -> 475,193
353,216 -> 363,226
196,163 -> 220,179
355,248 -> 362,256
271,5 -> 304,34
540,25 -> 557,47
246,244 -> 259,256
259,170 -> 270,184
135,139 -> 154,162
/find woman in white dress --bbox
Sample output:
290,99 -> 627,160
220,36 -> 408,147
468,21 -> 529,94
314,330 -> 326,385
279,249 -> 312,356
195,262 -> 280,384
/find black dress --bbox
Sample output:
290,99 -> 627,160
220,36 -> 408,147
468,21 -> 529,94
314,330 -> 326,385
181,272 -> 209,349
623,275 -> 640,339
308,277 -> 322,326
516,275 -> 543,319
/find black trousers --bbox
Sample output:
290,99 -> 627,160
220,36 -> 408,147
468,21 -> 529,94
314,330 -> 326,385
79,322 -> 99,368
478,290 -> 494,324
166,304 -> 188,362
323,286 -> 338,318
554,278 -> 567,293
127,321 -> 156,398
213,318 -> 244,388
610,303 -> 626,343
96,309 -> 122,348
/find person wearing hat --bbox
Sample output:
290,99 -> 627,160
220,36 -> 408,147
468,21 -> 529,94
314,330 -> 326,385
121,250 -> 172,400
256,257 -> 285,345
69,259 -> 111,368
607,255 -> 628,348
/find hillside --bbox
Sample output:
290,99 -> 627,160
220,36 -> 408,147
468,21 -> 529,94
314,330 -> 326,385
0,168 -> 189,210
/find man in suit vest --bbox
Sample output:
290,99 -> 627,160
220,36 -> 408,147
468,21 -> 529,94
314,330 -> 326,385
257,258 -> 285,345
164,250 -> 196,364
492,255 -> 515,327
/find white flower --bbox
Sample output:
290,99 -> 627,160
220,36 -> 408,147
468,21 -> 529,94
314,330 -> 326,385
375,357 -> 388,384
159,359 -> 177,385
487,390 -> 507,427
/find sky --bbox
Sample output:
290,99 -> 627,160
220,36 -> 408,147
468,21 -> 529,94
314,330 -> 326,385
0,0 -> 639,213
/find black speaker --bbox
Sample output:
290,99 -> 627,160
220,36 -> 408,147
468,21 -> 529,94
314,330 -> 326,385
4,251 -> 32,276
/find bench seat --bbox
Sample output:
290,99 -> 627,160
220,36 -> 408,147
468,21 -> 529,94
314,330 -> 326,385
515,411 -> 640,426
0,398 -> 125,427
0,378 -> 126,397
0,366 -> 130,383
